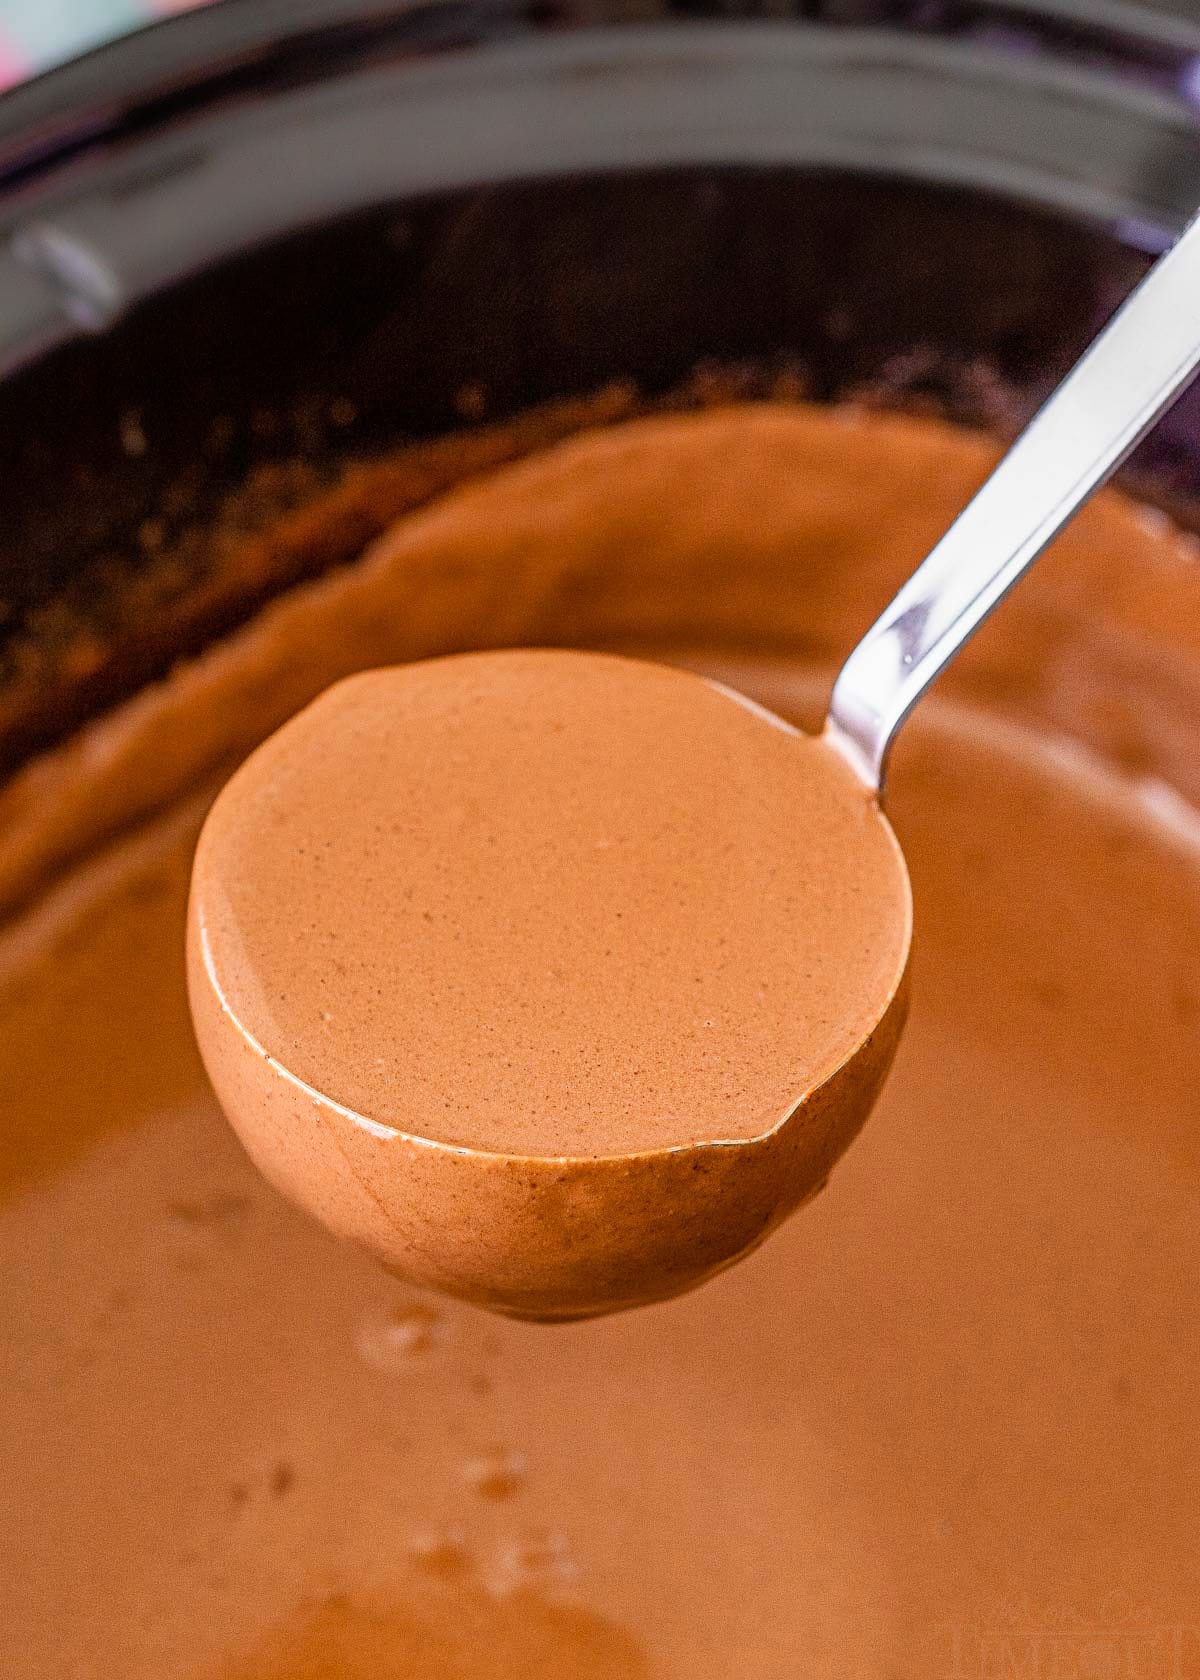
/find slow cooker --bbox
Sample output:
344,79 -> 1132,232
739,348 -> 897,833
2,3 -> 1199,1675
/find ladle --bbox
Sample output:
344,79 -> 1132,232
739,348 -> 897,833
189,210 -> 1200,1319
828,209 -> 1200,791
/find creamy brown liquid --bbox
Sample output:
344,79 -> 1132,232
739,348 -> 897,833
188,649 -> 909,1315
2,404 -> 1198,1676
195,650 -> 907,1157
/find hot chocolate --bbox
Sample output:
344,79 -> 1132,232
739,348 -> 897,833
188,648 -> 909,1316
1,403 -> 1196,1677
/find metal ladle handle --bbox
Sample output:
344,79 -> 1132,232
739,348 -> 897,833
826,210 -> 1200,793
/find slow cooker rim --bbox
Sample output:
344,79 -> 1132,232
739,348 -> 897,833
2,0 -> 1199,189
0,13 -> 1198,387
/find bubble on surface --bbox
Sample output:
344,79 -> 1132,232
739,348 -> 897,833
407,1528 -> 471,1579
165,1193 -> 251,1267
355,1300 -> 443,1369
270,1461 -> 295,1498
487,1527 -> 580,1600
166,1192 -> 250,1233
462,1446 -> 527,1500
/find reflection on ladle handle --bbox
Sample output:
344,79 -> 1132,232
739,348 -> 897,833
826,209 -> 1200,794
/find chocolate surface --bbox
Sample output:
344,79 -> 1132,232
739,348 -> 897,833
1,403 -> 1197,1674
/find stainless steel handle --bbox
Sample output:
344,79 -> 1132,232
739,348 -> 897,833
826,210 -> 1200,792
